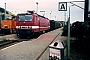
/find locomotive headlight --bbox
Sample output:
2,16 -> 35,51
2,27 -> 4,28
16,26 -> 21,29
28,26 -> 32,29
18,26 -> 20,29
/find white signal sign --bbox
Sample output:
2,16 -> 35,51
58,2 -> 67,11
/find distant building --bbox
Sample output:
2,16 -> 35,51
0,7 -> 15,20
6,14 -> 12,19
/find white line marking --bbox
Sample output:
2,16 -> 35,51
37,34 -> 43,40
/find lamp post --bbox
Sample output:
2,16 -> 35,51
50,13 -> 51,19
0,11 -> 2,28
57,19 -> 58,21
50,11 -> 52,19
5,3 -> 6,20
66,1 -> 84,58
67,5 -> 74,58
55,16 -> 56,21
64,12 -> 66,25
0,11 -> 2,29
0,11 -> 2,20
36,2 -> 38,14
67,6 -> 70,58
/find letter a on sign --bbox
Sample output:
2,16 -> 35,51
61,4 -> 65,10
58,2 -> 67,11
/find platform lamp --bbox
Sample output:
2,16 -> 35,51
50,11 -> 52,19
36,2 -> 38,14
4,3 -> 6,20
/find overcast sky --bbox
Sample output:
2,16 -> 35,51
0,0 -> 84,23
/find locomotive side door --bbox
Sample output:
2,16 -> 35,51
33,15 -> 40,32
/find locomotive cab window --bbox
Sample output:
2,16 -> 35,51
18,15 -> 25,21
25,15 -> 32,21
18,15 -> 32,21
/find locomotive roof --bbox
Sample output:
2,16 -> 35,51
35,13 -> 49,19
18,13 -> 32,15
17,13 -> 49,20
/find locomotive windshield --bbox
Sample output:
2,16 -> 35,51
25,15 -> 32,21
18,15 -> 25,21
18,15 -> 32,21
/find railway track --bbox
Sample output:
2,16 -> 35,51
0,33 -> 9,36
0,40 -> 19,49
0,34 -> 33,50
0,38 -> 34,50
0,36 -> 37,50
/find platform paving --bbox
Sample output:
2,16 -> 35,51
0,28 -> 64,60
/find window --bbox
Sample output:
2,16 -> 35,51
25,15 -> 32,21
18,15 -> 25,21
18,15 -> 32,21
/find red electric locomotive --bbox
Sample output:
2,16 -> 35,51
16,11 -> 50,38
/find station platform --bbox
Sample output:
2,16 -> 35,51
0,28 -> 65,60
